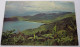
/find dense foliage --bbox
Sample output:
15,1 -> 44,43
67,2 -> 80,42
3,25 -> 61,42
1,13 -> 78,45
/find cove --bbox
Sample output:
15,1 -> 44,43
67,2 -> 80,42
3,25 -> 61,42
3,21 -> 44,32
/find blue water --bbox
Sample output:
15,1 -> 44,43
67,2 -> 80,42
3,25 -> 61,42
3,21 -> 44,32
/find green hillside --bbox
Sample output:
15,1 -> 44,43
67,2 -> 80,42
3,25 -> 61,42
16,12 -> 75,24
2,12 -> 78,45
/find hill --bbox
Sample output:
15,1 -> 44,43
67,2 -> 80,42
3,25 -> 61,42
2,12 -> 78,45
4,12 -> 73,23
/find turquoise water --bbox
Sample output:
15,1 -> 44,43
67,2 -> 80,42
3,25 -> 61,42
3,21 -> 44,32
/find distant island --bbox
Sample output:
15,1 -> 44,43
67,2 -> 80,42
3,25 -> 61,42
4,17 -> 18,21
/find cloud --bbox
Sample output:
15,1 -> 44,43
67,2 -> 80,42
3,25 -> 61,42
5,1 -> 75,17
6,1 -> 55,12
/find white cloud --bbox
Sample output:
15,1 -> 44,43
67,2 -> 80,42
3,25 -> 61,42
6,1 -> 55,12
5,1 -> 75,17
6,1 -> 75,12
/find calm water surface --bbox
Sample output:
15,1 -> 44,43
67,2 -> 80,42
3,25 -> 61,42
3,21 -> 44,32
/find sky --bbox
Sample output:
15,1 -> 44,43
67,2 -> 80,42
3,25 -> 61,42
5,1 -> 75,18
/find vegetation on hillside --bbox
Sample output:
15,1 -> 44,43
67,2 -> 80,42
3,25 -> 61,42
1,13 -> 78,45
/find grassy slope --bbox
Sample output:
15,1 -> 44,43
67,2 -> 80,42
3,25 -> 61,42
21,13 -> 75,24
22,13 -> 76,35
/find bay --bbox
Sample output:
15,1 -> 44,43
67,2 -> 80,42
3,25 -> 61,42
3,21 -> 44,32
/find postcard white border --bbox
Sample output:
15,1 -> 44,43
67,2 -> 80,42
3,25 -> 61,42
0,0 -> 80,47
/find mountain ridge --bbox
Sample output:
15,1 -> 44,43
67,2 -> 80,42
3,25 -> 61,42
4,12 -> 73,23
